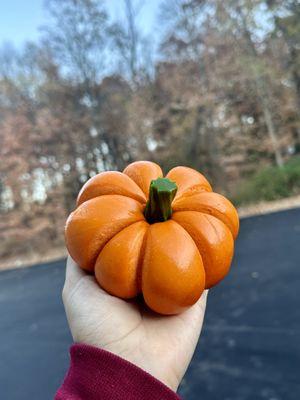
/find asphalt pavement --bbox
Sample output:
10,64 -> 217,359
0,208 -> 300,400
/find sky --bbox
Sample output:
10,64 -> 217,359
0,0 -> 162,48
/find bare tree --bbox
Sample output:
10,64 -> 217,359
110,0 -> 152,84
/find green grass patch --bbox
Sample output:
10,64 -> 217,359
233,156 -> 300,206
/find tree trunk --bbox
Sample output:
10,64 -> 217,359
186,106 -> 204,166
261,100 -> 284,167
233,4 -> 284,168
290,47 -> 300,110
124,0 -> 138,83
206,111 -> 225,188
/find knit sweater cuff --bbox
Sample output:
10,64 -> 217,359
55,343 -> 181,400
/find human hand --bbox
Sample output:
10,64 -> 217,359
62,256 -> 208,392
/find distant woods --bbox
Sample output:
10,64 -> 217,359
0,0 -> 299,261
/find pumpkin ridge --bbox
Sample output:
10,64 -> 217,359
169,219 -> 205,273
202,213 -> 222,242
76,171 -> 147,207
89,182 -> 146,204
174,201 -> 230,229
173,192 -> 238,239
166,166 -> 212,200
91,218 -> 146,271
66,194 -> 145,270
123,161 -> 163,197
119,171 -> 148,203
80,193 -> 146,207
83,193 -> 147,207
172,211 -> 234,288
173,183 -> 212,201
95,220 -> 148,298
135,225 -> 149,294
171,215 -> 213,277
141,220 -> 205,314
198,207 -> 235,239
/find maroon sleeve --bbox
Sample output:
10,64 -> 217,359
55,343 -> 181,400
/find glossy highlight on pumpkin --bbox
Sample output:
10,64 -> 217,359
65,161 -> 239,315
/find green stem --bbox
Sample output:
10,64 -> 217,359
144,178 -> 177,223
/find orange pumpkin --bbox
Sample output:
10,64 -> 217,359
65,161 -> 239,315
